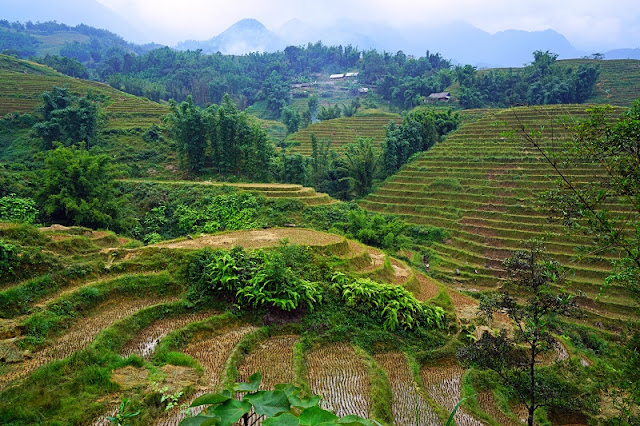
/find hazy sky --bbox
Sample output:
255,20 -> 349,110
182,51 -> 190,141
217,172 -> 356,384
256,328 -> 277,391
94,0 -> 640,50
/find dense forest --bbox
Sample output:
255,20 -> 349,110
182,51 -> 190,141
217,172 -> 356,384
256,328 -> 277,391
1,20 -> 600,112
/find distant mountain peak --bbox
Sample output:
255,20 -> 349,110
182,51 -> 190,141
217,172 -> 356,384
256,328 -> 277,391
228,18 -> 267,31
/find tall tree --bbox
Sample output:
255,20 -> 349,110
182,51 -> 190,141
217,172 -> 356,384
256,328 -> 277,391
457,242 -> 578,426
38,146 -> 124,230
166,95 -> 207,175
33,87 -> 98,150
341,137 -> 380,198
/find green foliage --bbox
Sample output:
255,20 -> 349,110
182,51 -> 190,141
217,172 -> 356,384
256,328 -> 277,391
0,239 -> 18,278
340,137 -> 380,198
167,96 -> 207,175
106,398 -> 141,425
32,86 -> 99,150
330,273 -> 445,331
383,107 -> 460,176
38,146 -> 128,231
281,106 -> 301,134
262,70 -> 289,117
317,104 -> 342,121
182,372 -> 379,426
457,51 -> 600,108
303,202 -> 443,251
457,243 -> 579,426
0,194 -> 38,223
186,245 -> 321,313
173,192 -> 264,235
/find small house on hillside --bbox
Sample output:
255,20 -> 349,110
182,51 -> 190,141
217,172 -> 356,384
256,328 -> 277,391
330,73 -> 345,79
345,72 -> 359,77
427,92 -> 451,102
358,87 -> 369,94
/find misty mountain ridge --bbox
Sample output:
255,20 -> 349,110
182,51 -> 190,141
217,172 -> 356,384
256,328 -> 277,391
173,17 -> 591,67
175,19 -> 286,54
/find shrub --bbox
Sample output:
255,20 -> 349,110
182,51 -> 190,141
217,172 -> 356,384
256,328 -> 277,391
0,194 -> 38,223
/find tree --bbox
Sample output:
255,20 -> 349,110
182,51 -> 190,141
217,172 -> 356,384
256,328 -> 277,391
207,95 -> 274,180
517,102 -> 640,303
457,243 -> 577,426
515,103 -> 640,422
262,70 -> 289,117
38,146 -> 124,230
33,87 -> 99,150
166,95 -> 207,175
281,106 -> 301,134
340,137 -> 380,198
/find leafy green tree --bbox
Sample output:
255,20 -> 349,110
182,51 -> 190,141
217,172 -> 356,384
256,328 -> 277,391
262,70 -> 289,117
37,146 -> 124,230
340,138 -> 380,198
207,95 -> 274,180
518,102 -> 640,421
317,104 -> 341,121
457,243 -> 578,426
281,106 -> 301,134
167,95 -> 207,175
309,133 -> 333,188
32,87 -> 99,150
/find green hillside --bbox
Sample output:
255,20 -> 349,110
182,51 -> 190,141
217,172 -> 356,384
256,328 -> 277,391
360,104 -> 638,326
0,54 -> 174,174
286,111 -> 400,155
559,59 -> 640,107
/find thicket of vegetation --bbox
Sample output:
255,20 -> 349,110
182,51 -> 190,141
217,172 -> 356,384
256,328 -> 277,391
457,51 -> 600,108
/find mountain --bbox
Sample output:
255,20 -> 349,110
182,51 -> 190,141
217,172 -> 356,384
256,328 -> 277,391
175,19 -> 286,54
178,18 -> 584,67
604,48 -> 640,60
0,0 -> 144,44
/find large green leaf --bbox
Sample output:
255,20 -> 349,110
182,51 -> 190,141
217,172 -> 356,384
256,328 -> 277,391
263,413 -> 301,426
298,405 -> 339,425
179,414 -> 220,426
288,392 -> 322,409
211,399 -> 252,426
334,415 -> 379,425
233,371 -> 262,392
190,392 -> 230,407
243,390 -> 291,417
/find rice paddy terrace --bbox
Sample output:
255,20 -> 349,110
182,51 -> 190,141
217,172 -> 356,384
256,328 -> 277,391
3,221 -> 530,425
286,111 -> 401,155
0,54 -> 168,120
360,104 -> 639,327
123,179 -> 337,206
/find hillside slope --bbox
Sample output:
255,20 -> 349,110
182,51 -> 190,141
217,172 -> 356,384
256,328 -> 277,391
360,104 -> 637,326
286,111 -> 400,155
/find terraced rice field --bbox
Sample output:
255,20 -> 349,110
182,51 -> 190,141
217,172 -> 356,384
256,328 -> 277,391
360,104 -> 638,325
0,222 -> 515,425
306,343 -> 371,418
286,112 -> 400,155
0,296 -> 178,391
0,54 -> 168,128
157,326 -> 260,425
374,352 -> 439,425
236,335 -> 298,388
120,311 -> 218,359
421,361 -> 483,426
123,179 -> 337,206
